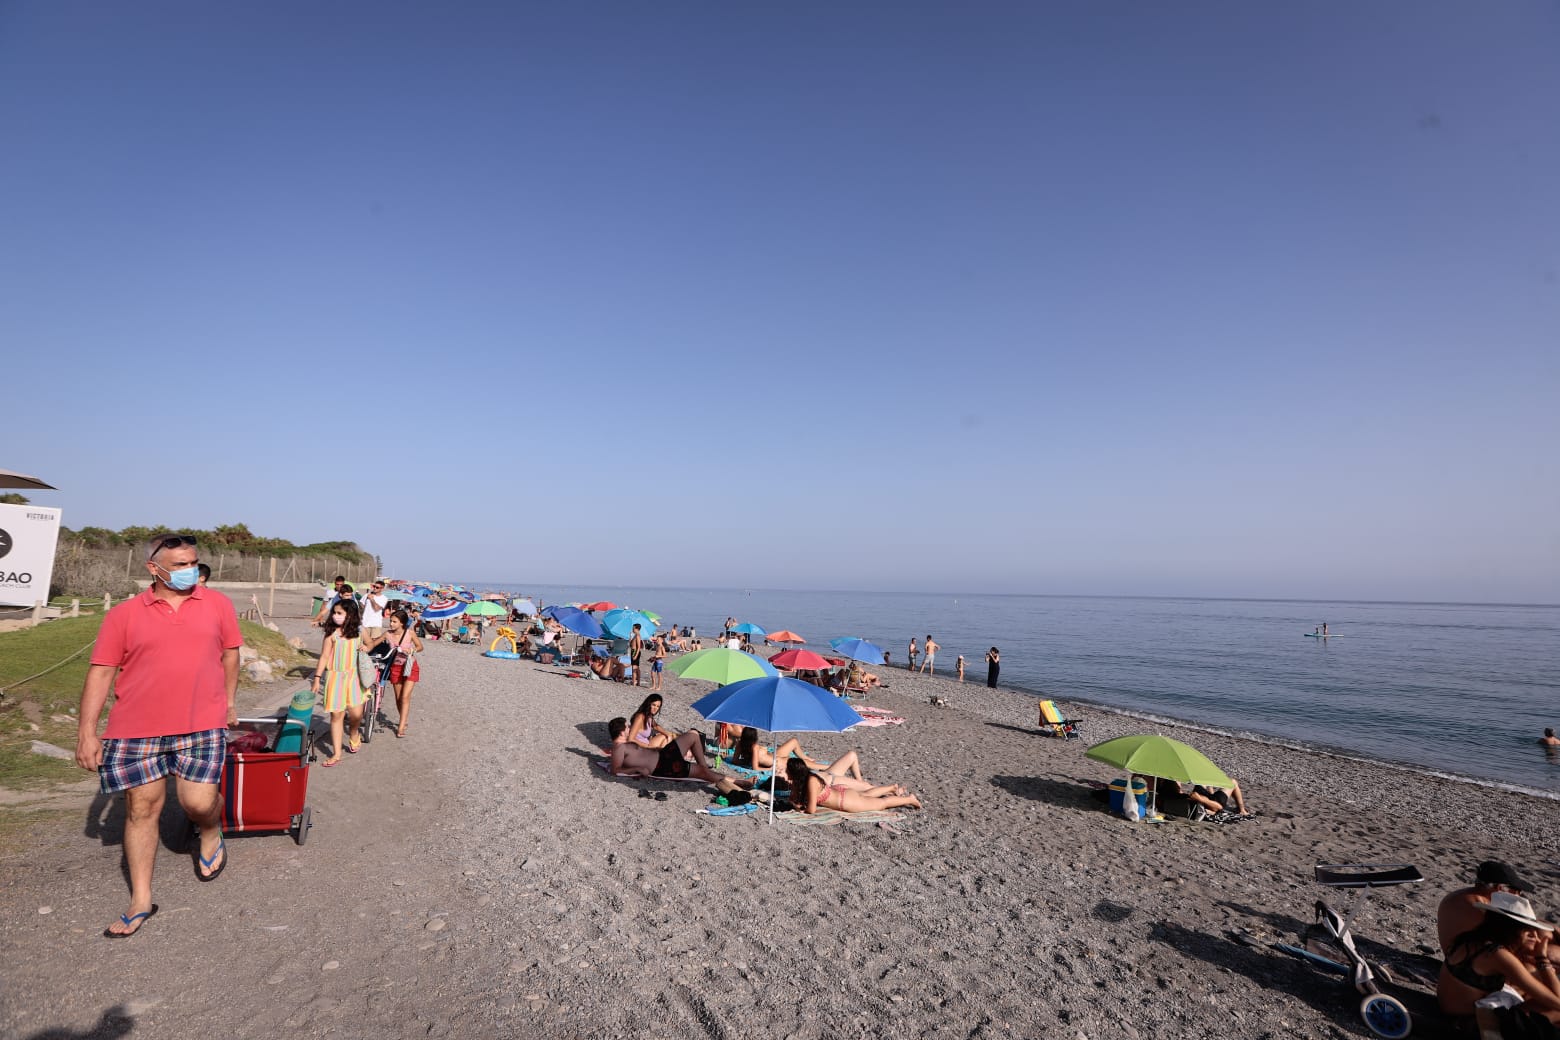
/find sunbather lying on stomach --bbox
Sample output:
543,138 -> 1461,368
784,758 -> 922,814
608,719 -> 749,793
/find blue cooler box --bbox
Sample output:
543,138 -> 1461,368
1108,777 -> 1148,818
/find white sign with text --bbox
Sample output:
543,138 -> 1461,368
0,503 -> 62,607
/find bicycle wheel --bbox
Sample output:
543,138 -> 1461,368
361,685 -> 377,744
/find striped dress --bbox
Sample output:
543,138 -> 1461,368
321,633 -> 365,711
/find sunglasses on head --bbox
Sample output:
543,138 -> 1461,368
148,535 -> 197,559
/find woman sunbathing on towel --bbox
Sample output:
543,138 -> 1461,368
627,695 -> 675,749
731,727 -> 877,791
785,757 -> 922,814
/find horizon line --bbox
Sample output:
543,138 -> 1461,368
434,580 -> 1560,611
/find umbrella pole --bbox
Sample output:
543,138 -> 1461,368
769,765 -> 777,825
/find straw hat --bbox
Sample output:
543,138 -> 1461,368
1475,891 -> 1555,931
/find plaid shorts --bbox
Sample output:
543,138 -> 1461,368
99,728 -> 227,794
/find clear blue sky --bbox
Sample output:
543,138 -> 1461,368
4,3 -> 1556,602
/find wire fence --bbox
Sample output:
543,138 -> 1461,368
50,544 -> 378,598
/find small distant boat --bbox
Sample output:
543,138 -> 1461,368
1303,632 -> 1342,639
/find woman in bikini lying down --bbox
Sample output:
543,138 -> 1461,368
784,757 -> 922,814
730,727 -> 882,789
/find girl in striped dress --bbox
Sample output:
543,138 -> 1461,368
312,597 -> 365,766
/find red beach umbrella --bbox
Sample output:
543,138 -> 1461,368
583,601 -> 618,612
769,648 -> 833,671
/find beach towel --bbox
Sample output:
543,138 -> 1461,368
772,808 -> 907,826
851,707 -> 906,727
696,803 -> 759,817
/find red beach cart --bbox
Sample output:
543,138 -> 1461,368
219,716 -> 317,845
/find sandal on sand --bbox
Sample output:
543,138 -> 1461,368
104,904 -> 158,939
321,758 -> 341,768
196,834 -> 228,882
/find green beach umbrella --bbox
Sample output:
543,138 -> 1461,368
638,609 -> 662,622
1083,734 -> 1232,788
464,601 -> 507,617
666,648 -> 779,685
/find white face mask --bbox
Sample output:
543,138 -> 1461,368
332,613 -> 346,625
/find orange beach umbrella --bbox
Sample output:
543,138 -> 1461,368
766,630 -> 806,645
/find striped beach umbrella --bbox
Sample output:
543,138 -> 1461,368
422,599 -> 466,621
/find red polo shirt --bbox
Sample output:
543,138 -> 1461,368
92,586 -> 243,739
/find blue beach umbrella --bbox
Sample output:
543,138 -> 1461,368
829,637 -> 885,665
385,590 -> 430,606
602,608 -> 657,639
730,622 -> 767,637
512,598 -> 538,616
691,676 -> 865,824
539,604 -> 568,620
553,607 -> 606,639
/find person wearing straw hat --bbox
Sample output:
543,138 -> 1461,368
1439,861 -> 1539,956
1439,891 -> 1560,1024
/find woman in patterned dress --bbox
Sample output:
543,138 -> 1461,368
312,597 -> 365,766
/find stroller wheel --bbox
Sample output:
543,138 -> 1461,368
1359,993 -> 1410,1039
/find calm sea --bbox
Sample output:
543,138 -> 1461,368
469,584 -> 1560,794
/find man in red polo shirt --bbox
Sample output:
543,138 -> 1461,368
76,534 -> 242,938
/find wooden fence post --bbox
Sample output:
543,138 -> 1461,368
126,548 -> 134,578
269,557 -> 276,619
70,598 -> 80,617
104,593 -> 112,612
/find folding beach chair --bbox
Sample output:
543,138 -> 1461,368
1038,699 -> 1082,739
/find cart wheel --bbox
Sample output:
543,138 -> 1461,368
295,805 -> 312,846
1360,993 -> 1410,1039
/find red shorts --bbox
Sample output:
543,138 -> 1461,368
389,656 -> 421,684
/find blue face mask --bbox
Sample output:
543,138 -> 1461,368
159,564 -> 200,591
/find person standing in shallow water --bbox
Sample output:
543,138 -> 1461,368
986,646 -> 1001,688
919,634 -> 939,675
907,637 -> 918,672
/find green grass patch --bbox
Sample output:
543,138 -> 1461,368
0,614 -> 308,792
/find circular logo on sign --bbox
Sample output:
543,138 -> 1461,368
0,529 -> 10,559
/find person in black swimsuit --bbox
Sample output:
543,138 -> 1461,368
607,721 -> 749,792
1439,892 -> 1560,1024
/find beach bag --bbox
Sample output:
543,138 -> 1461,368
356,648 -> 378,689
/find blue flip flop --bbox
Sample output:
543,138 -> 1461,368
104,904 -> 158,939
196,835 -> 227,882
